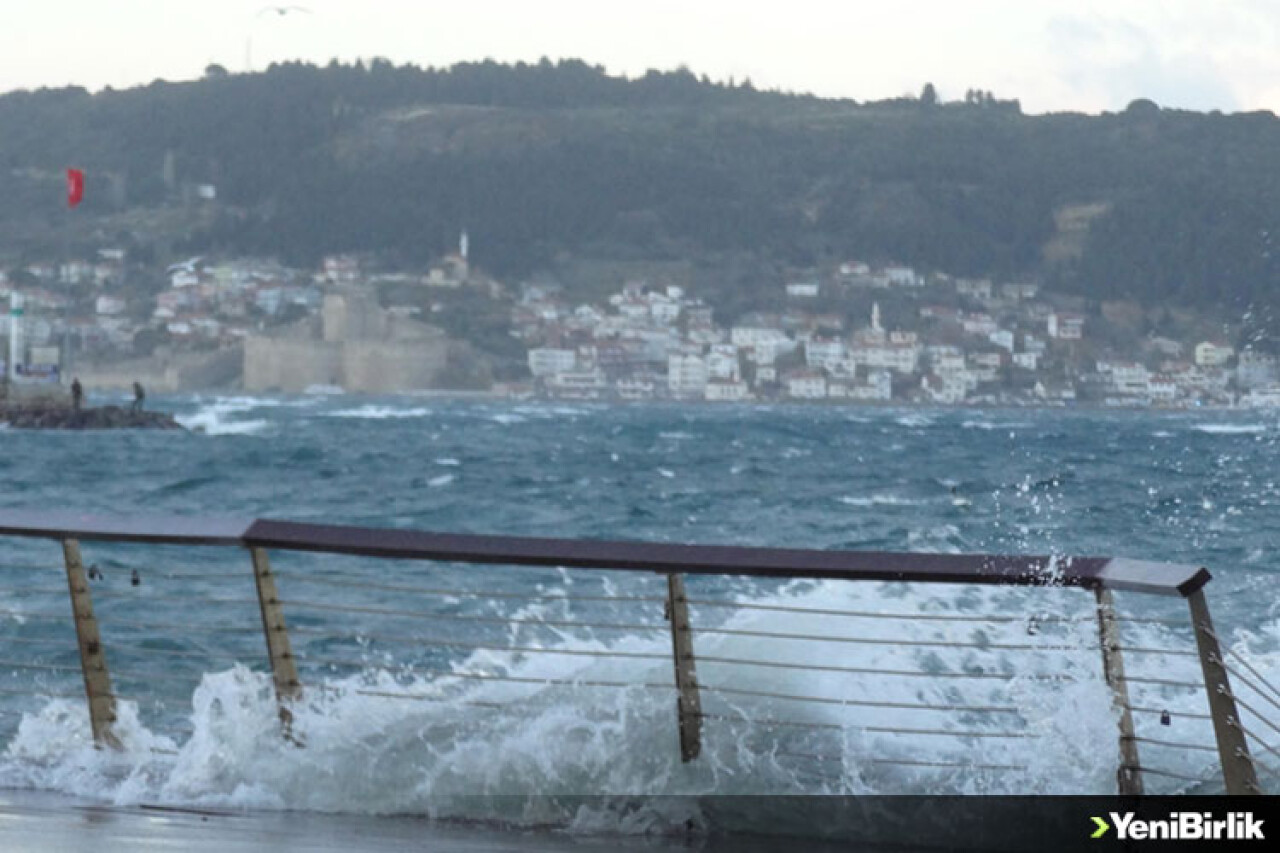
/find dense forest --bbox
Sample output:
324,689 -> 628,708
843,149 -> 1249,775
1,59 -> 1278,312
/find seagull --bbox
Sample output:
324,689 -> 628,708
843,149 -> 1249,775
259,5 -> 311,16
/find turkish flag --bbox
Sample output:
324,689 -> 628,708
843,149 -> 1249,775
66,168 -> 85,208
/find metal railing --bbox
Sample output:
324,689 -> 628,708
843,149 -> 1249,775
0,509 -> 1272,795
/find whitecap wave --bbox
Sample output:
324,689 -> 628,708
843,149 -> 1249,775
177,399 -> 273,436
324,405 -> 433,420
838,495 -> 926,507
1193,424 -> 1267,435
2,577 -> 1272,829
962,420 -> 1031,431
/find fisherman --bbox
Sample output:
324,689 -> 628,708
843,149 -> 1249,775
70,377 -> 83,411
131,381 -> 145,413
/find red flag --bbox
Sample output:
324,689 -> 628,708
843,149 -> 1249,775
66,168 -> 85,208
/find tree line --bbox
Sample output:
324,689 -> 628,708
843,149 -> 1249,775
0,60 -> 1278,317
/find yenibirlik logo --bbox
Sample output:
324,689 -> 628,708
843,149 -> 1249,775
1091,812 -> 1264,841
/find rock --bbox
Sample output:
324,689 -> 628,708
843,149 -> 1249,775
0,405 -> 184,431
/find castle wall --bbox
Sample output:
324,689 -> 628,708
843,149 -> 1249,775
341,337 -> 447,393
243,338 -> 341,392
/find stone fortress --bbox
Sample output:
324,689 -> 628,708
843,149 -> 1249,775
244,290 -> 447,393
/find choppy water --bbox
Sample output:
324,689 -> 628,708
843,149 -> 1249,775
1,395 -> 1279,832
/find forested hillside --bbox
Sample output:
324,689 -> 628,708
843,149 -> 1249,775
1,59 -> 1278,311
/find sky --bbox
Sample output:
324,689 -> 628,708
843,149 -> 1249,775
2,1 -> 1279,114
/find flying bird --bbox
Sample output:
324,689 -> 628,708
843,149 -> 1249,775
259,5 -> 311,16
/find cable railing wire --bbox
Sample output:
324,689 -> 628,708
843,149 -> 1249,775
693,624 -> 1089,652
1118,675 -> 1204,690
281,598 -> 663,634
274,572 -> 666,606
774,751 -> 1028,772
332,663 -> 675,694
0,609 -> 73,624
1218,662 -> 1280,718
93,591 -> 260,608
294,642 -> 667,670
687,597 -> 1092,625
1126,704 -> 1213,722
1236,723 -> 1280,767
697,683 -> 1023,715
694,653 -> 1076,682
1124,735 -> 1218,754
97,619 -> 266,636
0,638 -> 78,654
699,712 -> 1034,739
1226,693 -> 1280,741
1121,764 -> 1220,785
0,686 -> 83,700
1117,646 -> 1200,658
1197,625 -> 1280,705
0,660 -> 82,674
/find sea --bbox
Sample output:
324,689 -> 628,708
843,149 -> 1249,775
1,394 -> 1278,840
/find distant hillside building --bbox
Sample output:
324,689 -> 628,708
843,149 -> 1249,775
1194,341 -> 1235,368
244,291 -> 447,392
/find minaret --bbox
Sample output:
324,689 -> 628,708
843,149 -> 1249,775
871,301 -> 882,333
459,229 -> 469,261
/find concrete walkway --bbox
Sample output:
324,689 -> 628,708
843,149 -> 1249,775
0,790 -> 845,853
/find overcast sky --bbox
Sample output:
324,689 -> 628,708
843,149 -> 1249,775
3,1 -> 1278,114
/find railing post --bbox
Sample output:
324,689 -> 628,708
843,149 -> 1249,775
664,572 -> 702,762
61,538 -> 120,749
1187,588 -> 1259,794
249,547 -> 301,734
1094,587 -> 1142,794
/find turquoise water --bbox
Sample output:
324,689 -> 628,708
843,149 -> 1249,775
0,396 -> 1278,825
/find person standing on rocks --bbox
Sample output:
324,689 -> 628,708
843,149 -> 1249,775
131,381 -> 145,413
71,377 -> 83,411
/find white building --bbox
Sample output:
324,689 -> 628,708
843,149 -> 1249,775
731,326 -> 790,350
1194,341 -> 1235,368
668,353 -> 709,398
785,281 -> 820,298
704,379 -> 750,402
1001,282 -> 1039,300
988,329 -> 1015,352
882,266 -> 922,287
1147,375 -> 1178,402
922,373 -> 967,404
806,338 -> 846,371
1012,351 -> 1040,371
648,296 -> 681,323
528,348 -> 576,378
849,343 -> 919,375
961,313 -> 999,336
956,279 -> 993,300
1109,363 -> 1151,395
616,378 -> 657,400
830,370 -> 892,401
1048,313 -> 1085,340
786,371 -> 827,399
95,295 -> 127,316
707,344 -> 741,380
545,369 -> 607,399
1237,351 -> 1279,389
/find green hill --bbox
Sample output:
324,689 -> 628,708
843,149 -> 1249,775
2,59 -> 1278,312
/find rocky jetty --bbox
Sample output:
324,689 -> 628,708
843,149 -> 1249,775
0,405 -> 183,430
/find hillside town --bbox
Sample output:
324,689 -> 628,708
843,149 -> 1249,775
2,238 -> 1278,409
514,266 -> 1274,407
